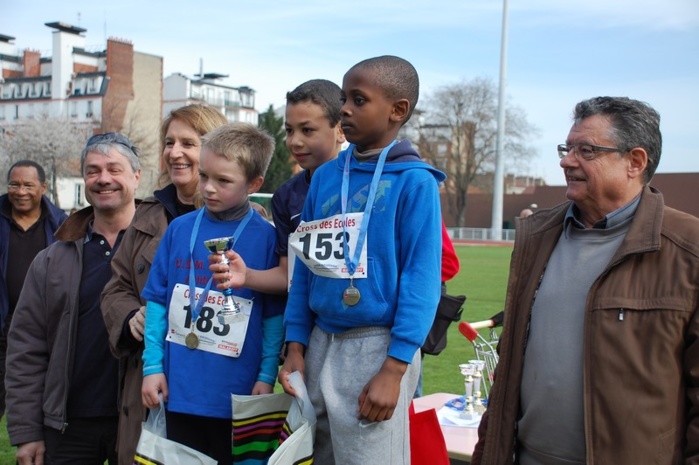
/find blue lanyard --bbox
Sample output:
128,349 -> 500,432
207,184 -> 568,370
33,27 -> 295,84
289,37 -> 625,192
340,140 -> 397,277
188,208 -> 254,323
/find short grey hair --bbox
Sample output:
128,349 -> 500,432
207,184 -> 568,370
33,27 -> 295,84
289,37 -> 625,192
80,134 -> 141,175
573,97 -> 661,183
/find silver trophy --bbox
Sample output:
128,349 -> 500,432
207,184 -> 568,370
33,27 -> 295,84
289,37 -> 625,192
458,363 -> 481,421
204,236 -> 243,325
469,359 -> 486,408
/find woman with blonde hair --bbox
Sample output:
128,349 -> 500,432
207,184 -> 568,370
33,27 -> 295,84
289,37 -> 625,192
101,104 -> 228,464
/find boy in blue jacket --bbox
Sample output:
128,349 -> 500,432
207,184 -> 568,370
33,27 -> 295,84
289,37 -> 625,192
279,56 -> 445,464
141,123 -> 285,465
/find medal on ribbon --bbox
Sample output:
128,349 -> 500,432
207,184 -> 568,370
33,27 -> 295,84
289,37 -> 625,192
340,140 -> 397,306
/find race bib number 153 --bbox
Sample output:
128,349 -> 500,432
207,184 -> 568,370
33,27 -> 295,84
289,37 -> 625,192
288,213 -> 367,279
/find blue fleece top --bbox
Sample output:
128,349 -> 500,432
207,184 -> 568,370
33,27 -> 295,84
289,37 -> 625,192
284,140 -> 445,363
0,195 -> 67,330
141,207 -> 285,418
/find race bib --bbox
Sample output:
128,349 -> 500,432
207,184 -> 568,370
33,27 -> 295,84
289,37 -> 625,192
167,283 -> 252,358
288,213 -> 367,279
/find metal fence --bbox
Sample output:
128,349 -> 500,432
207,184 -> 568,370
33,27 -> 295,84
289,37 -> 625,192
447,227 -> 516,242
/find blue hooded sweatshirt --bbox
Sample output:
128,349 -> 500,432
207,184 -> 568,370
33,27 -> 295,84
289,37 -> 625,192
285,140 -> 446,363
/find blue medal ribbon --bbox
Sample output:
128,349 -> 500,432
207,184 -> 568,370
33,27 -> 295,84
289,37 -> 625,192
340,140 -> 397,277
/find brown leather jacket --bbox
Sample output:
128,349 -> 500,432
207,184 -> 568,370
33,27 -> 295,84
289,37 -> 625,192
472,186 -> 699,465
101,189 -> 174,465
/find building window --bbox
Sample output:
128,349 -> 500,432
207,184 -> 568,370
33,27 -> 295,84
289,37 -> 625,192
75,183 -> 85,206
86,100 -> 93,118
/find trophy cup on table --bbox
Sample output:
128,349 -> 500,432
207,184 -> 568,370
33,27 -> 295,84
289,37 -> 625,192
458,363 -> 481,421
204,236 -> 243,325
468,359 -> 486,409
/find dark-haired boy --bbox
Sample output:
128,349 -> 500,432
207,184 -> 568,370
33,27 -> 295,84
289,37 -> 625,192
279,56 -> 445,464
210,79 -> 345,293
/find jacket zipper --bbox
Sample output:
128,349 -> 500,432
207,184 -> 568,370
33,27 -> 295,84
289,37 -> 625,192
618,308 -> 624,321
62,241 -> 83,434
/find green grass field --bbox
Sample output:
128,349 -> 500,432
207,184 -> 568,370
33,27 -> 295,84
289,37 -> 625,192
422,244 -> 511,396
0,244 -> 512,460
0,416 -> 11,464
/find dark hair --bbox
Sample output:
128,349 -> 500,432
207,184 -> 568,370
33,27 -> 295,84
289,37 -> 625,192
286,79 -> 342,127
8,160 -> 46,183
573,97 -> 661,183
349,55 -> 420,123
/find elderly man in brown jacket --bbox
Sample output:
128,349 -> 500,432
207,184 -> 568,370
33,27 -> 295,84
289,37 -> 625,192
472,97 -> 699,465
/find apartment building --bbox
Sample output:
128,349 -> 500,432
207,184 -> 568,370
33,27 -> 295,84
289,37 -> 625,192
0,21 -> 162,200
164,71 -> 258,125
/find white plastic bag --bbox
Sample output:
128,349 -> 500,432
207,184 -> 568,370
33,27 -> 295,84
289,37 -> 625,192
268,372 -> 315,464
134,396 -> 217,465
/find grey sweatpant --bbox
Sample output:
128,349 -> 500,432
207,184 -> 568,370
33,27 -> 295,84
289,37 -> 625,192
305,325 -> 420,465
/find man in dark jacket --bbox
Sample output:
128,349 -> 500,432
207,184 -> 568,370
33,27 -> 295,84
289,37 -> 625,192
0,160 -> 67,420
472,97 -> 699,465
6,134 -> 141,465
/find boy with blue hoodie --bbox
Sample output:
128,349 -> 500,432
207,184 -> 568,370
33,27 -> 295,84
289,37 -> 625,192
278,56 -> 445,464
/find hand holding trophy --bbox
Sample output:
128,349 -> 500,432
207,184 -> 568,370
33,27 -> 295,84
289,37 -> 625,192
204,236 -> 244,325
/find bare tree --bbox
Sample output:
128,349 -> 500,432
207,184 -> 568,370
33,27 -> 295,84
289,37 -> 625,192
118,104 -> 160,197
0,117 -> 92,206
101,94 -> 160,197
407,77 -> 538,226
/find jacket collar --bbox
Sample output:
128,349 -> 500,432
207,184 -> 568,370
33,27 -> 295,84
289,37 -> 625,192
520,185 -> 663,257
55,206 -> 95,242
612,185 -> 663,257
0,194 -> 67,227
153,183 -> 180,219
55,200 -> 142,242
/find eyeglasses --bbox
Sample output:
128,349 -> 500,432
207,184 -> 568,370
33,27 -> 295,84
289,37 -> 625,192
557,143 -> 624,161
86,132 -> 138,156
8,183 -> 39,193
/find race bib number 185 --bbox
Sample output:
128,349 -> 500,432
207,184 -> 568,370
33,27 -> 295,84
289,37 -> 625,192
167,283 -> 252,357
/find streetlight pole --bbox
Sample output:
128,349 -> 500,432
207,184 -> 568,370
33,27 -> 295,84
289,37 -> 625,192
491,0 -> 509,240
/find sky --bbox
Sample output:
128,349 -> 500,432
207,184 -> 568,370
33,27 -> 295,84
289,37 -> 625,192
3,0 -> 698,185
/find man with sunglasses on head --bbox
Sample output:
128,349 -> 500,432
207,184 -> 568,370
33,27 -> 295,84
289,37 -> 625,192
6,133 -> 141,465
0,160 -> 67,422
472,97 -> 699,465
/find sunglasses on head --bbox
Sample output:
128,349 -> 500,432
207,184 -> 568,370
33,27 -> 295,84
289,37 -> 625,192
86,132 -> 138,156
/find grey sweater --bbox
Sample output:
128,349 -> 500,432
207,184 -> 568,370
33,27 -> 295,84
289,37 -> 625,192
517,210 -> 633,465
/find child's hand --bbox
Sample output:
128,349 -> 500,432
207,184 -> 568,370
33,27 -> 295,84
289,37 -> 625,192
142,373 -> 168,408
278,342 -> 306,396
252,381 -> 274,395
208,249 -> 247,290
357,357 -> 407,422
